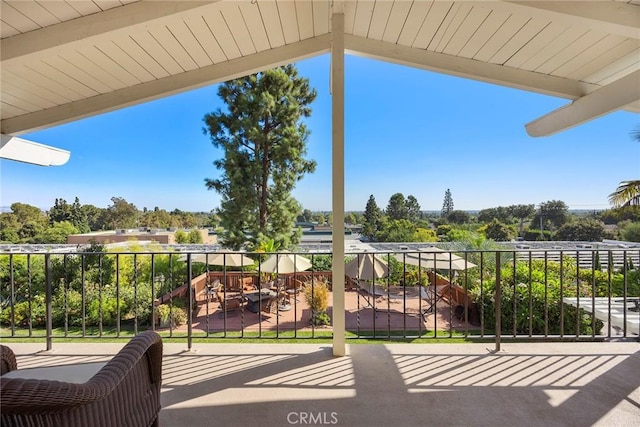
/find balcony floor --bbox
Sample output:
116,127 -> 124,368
6,341 -> 640,426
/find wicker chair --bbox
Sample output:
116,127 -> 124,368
0,331 -> 162,427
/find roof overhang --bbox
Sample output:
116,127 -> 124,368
1,0 -> 638,138
0,134 -> 70,166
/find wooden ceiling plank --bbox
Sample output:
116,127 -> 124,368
412,1 -> 452,49
239,2 -> 271,51
352,0 -> 375,38
2,1 -> 218,66
65,1 -> 105,17
458,8 -> 511,58
597,63 -> 640,86
1,102 -> 28,118
0,2 -> 40,33
130,31 -> 185,74
535,30 -> 608,76
1,34 -> 331,135
501,1 -> 640,39
42,55 -> 114,93
519,26 -> 588,71
147,25 -> 199,71
277,0 -> 300,45
553,34 -> 627,78
504,22 -> 567,68
203,10 -> 242,59
93,1 -> 127,12
7,1 -> 59,28
27,61 -> 99,98
37,1 -> 82,22
526,69 -> 640,137
94,40 -> 154,83
434,2 -> 474,53
76,44 -> 140,86
345,34 -> 588,99
222,3 -> 258,56
0,80 -> 59,109
11,64 -> 86,101
112,34 -> 171,79
259,0 -> 286,48
343,0 -> 358,34
442,3 -> 489,55
586,50 -> 640,84
427,2 -> 460,52
367,0 -> 393,40
294,0 -> 314,40
567,38 -> 638,81
1,91 -> 51,113
312,0 -> 329,36
167,20 -> 213,67
484,17 -> 546,64
1,69 -> 72,105
0,21 -> 20,38
396,0 -> 432,46
185,16 -> 227,64
59,50 -> 128,91
381,0 -> 413,44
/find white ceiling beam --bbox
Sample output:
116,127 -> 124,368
499,1 -> 640,39
525,69 -> 640,137
1,1 -> 219,67
1,35 -> 331,135
344,35 -> 594,99
0,134 -> 70,166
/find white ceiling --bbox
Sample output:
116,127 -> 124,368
1,0 -> 639,136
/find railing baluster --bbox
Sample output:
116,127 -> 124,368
45,253 -> 52,351
495,251 -> 501,352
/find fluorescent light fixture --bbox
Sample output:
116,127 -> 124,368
0,134 -> 70,166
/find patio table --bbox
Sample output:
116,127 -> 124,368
244,289 -> 276,313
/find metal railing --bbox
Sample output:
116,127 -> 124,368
1,248 -> 638,349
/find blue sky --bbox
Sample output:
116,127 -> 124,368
1,54 -> 638,213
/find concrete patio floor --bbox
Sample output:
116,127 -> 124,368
6,341 -> 640,426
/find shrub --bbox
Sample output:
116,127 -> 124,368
303,278 -> 330,326
470,259 -> 603,335
155,303 -> 187,327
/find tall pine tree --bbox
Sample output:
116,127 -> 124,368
441,189 -> 454,217
204,65 -> 317,250
363,195 -> 381,241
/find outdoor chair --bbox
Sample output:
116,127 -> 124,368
420,285 -> 444,319
0,331 -> 162,427
260,294 -> 280,321
286,279 -> 304,302
238,276 -> 255,292
216,284 -> 245,316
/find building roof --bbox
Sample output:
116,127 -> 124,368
2,0 -> 638,139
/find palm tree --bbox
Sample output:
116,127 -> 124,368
609,128 -> 640,208
609,180 -> 640,207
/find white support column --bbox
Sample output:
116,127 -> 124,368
331,7 -> 346,357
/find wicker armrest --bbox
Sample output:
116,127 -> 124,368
0,344 -> 18,375
0,331 -> 162,426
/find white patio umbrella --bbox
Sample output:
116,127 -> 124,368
260,253 -> 312,274
345,253 -> 389,281
397,247 -> 476,271
178,252 -> 254,267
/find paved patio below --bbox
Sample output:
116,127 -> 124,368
6,341 -> 640,426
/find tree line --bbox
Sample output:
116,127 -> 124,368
360,190 -> 640,243
0,197 -> 218,244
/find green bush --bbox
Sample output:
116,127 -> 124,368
470,259 -> 603,335
523,229 -> 552,241
155,303 -> 187,327
0,294 -> 46,327
303,279 -> 330,325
